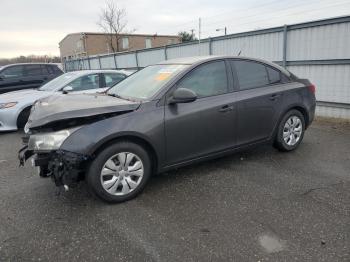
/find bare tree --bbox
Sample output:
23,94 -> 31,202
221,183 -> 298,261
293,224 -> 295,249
97,1 -> 133,53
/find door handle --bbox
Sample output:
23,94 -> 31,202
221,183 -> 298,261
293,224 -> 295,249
219,105 -> 234,112
269,94 -> 281,101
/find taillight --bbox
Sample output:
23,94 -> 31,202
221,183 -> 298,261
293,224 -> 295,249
308,84 -> 316,94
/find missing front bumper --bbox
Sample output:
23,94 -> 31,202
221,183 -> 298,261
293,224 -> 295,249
18,147 -> 90,187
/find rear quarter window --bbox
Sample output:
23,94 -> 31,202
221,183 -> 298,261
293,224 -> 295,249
266,66 -> 281,84
47,65 -> 63,74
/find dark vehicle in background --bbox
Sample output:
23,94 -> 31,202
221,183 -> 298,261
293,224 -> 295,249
19,56 -> 316,203
0,63 -> 63,94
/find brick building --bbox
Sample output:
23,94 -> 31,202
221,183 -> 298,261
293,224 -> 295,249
59,32 -> 181,60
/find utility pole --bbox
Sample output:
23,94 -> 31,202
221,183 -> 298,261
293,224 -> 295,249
198,17 -> 201,55
190,29 -> 195,40
225,26 -> 227,36
198,18 -> 201,44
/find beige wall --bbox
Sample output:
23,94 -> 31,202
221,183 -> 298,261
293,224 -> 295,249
59,33 -> 181,60
59,33 -> 86,59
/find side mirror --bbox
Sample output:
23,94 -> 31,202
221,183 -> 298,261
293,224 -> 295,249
168,88 -> 197,104
62,85 -> 73,94
0,75 -> 4,81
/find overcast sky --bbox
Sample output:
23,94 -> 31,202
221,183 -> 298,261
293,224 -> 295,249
0,0 -> 349,58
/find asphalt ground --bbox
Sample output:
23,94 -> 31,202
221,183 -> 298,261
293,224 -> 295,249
0,119 -> 349,261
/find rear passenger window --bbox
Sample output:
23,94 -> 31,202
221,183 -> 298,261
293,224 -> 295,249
177,61 -> 228,98
46,65 -> 54,74
266,66 -> 281,84
25,65 -> 43,76
234,60 -> 269,90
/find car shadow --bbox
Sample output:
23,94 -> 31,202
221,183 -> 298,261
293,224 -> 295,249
52,144 -> 276,206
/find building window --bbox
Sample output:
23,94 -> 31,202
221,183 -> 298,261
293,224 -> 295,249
167,39 -> 176,45
122,37 -> 129,49
76,40 -> 83,51
145,38 -> 152,48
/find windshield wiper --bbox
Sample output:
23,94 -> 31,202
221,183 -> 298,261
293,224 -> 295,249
107,93 -> 136,102
107,93 -> 124,99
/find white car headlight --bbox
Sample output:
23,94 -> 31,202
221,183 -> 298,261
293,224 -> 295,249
0,102 -> 18,109
28,128 -> 77,151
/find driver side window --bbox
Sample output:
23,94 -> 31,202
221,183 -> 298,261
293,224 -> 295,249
0,66 -> 25,79
65,74 -> 100,91
176,61 -> 228,98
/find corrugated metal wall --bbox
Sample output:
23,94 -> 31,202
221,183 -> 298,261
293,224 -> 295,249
211,32 -> 283,61
64,16 -> 350,119
287,23 -> 350,60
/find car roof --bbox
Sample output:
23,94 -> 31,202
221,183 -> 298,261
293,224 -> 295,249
63,69 -> 133,76
157,55 -> 290,76
1,63 -> 61,68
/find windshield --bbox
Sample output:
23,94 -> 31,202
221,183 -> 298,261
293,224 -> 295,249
39,72 -> 78,91
107,64 -> 188,100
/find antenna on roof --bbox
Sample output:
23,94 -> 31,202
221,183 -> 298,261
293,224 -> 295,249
237,42 -> 246,56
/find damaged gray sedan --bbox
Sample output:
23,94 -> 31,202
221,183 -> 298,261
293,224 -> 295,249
19,56 -> 316,203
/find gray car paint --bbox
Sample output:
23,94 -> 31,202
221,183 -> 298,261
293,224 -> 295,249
26,56 -> 315,173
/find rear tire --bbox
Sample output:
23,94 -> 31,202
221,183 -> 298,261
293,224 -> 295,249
274,109 -> 305,152
17,107 -> 31,129
86,141 -> 152,203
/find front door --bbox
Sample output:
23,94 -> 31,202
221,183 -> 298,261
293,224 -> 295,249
64,73 -> 102,94
164,60 -> 237,166
0,65 -> 25,93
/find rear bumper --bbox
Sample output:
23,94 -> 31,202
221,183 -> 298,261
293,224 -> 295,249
308,103 -> 316,127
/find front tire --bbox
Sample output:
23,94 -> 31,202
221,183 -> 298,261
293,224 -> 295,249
86,141 -> 152,203
274,109 -> 305,152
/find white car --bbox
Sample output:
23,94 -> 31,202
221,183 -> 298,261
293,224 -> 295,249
0,69 -> 133,131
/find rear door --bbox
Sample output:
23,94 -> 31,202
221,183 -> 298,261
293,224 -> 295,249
0,65 -> 26,93
164,60 -> 237,165
231,59 -> 285,145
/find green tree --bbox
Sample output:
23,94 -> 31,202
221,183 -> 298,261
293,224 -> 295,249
178,31 -> 197,42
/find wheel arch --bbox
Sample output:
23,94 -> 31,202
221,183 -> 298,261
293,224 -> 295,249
287,105 -> 309,128
271,104 -> 309,140
16,105 -> 32,128
90,133 -> 159,174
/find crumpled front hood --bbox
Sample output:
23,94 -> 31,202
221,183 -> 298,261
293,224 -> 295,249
27,93 -> 141,129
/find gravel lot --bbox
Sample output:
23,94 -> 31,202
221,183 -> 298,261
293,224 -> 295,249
0,120 -> 349,261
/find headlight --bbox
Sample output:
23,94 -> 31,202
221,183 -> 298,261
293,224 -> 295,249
0,102 -> 17,109
28,128 -> 77,151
